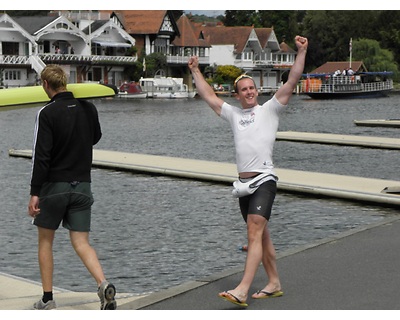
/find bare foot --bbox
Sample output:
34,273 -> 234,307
252,283 -> 282,299
219,290 -> 248,307
252,288 -> 283,299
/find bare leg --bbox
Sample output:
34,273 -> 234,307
38,227 -> 56,292
219,214 -> 267,303
69,230 -> 106,287
251,226 -> 282,298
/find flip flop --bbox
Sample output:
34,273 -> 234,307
252,290 -> 284,299
218,291 -> 248,307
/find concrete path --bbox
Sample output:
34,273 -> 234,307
0,272 -> 146,310
3,216 -> 400,310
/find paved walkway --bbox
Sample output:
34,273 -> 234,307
0,272 -> 146,310
2,215 -> 400,310
124,216 -> 400,310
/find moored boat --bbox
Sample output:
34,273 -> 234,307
139,76 -> 196,99
300,71 -> 393,99
118,81 -> 147,99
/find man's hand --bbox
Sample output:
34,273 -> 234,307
188,56 -> 199,71
28,195 -> 40,218
295,36 -> 308,52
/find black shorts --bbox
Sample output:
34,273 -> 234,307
33,182 -> 94,231
239,180 -> 277,222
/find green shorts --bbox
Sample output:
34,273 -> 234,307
33,181 -> 94,232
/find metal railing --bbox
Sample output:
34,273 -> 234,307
301,75 -> 393,93
167,55 -> 209,64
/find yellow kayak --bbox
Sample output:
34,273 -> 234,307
0,83 -> 117,107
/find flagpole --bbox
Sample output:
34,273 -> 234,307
349,38 -> 352,69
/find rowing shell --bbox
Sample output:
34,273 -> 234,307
0,83 -> 118,107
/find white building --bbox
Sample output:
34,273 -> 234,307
0,12 -> 136,87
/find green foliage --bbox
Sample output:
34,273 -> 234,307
125,46 -> 138,56
257,11 -> 304,44
123,61 -> 143,82
3,10 -> 50,16
224,11 -> 258,26
213,65 -> 243,85
301,11 -> 391,71
122,52 -> 168,81
142,53 -> 167,77
353,38 -> 399,80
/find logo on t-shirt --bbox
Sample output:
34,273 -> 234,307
239,112 -> 255,127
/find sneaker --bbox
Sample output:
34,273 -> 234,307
33,299 -> 56,310
97,281 -> 117,310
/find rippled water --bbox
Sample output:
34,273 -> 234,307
0,94 -> 399,294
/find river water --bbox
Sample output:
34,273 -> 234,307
0,93 -> 399,295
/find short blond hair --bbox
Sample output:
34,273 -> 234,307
233,74 -> 256,93
40,65 -> 67,91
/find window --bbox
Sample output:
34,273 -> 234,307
199,48 -> 205,57
4,70 -> 21,81
2,42 -> 19,55
154,38 -> 167,54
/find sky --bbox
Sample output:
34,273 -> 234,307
184,10 -> 224,17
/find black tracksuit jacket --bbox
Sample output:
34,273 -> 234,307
30,91 -> 102,196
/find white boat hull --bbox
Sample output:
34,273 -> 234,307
118,92 -> 148,99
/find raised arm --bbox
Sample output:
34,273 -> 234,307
188,56 -> 224,116
275,35 -> 308,106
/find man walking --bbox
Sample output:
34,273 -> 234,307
28,65 -> 116,310
188,36 -> 308,307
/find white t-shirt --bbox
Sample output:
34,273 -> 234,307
220,95 -> 286,177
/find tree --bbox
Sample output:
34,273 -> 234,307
301,11 -> 381,70
142,53 -> 167,77
352,38 -> 398,79
223,10 -> 258,26
214,65 -> 243,86
257,11 -> 304,44
376,11 -> 400,68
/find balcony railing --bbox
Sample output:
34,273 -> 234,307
1,53 -> 293,70
39,53 -> 137,64
167,55 -> 209,65
0,54 -> 136,67
0,55 -> 30,65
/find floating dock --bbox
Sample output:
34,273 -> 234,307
9,148 -> 400,207
276,131 -> 400,149
353,119 -> 400,128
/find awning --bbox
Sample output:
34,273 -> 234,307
91,40 -> 132,48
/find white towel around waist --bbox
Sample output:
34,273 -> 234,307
232,173 -> 277,198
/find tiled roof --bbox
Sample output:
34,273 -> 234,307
311,61 -> 367,74
172,15 -> 210,47
279,41 -> 296,53
110,10 -> 170,34
254,28 -> 273,48
201,25 -> 254,53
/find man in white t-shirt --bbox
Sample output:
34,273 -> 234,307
188,36 -> 308,308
